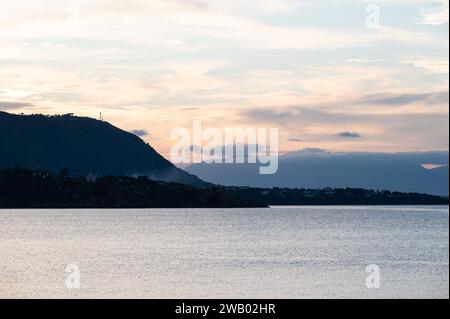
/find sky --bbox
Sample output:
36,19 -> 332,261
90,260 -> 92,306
0,0 -> 448,157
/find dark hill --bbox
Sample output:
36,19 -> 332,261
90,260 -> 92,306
0,167 -> 263,208
0,111 -> 205,187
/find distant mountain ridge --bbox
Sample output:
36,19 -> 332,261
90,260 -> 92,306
186,149 -> 449,196
0,111 -> 205,187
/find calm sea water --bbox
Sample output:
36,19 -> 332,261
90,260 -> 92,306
0,206 -> 448,299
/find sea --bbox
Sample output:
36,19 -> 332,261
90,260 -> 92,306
0,206 -> 448,299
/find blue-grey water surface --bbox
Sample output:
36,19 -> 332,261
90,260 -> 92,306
0,206 -> 448,298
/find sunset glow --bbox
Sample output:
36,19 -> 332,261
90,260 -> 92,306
1,0 -> 448,156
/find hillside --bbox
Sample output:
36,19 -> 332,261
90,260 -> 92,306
227,186 -> 448,206
0,111 -> 205,187
0,167 -> 262,208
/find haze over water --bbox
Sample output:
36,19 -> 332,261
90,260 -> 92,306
0,206 -> 448,299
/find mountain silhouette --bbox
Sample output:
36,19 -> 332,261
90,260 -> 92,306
0,111 -> 205,187
185,149 -> 449,195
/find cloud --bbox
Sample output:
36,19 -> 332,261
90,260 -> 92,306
244,108 -> 294,124
0,101 -> 33,110
130,129 -> 149,137
337,131 -> 362,138
346,58 -> 385,64
288,138 -> 304,143
331,0 -> 448,25
361,91 -> 449,106
241,97 -> 449,152
419,0 -> 449,25
0,0 -> 447,155
283,148 -> 329,159
242,90 -> 449,127
403,57 -> 449,74
421,163 -> 448,170
0,0 -> 439,52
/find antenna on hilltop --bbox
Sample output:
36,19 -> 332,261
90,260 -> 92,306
99,112 -> 103,122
